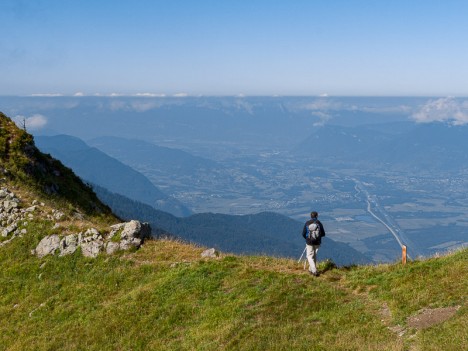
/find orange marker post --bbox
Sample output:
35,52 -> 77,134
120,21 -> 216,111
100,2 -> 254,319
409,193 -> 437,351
402,245 -> 407,265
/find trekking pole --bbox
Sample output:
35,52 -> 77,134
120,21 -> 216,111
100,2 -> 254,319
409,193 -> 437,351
297,246 -> 307,269
297,246 -> 306,264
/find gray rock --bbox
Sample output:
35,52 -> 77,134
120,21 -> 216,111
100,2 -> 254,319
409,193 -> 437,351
109,223 -> 125,239
25,206 -> 37,213
3,200 -> 18,213
119,237 -> 142,251
81,240 -> 104,258
35,235 -> 61,258
59,234 -> 78,256
120,220 -> 141,240
120,220 -> 152,241
52,210 -> 65,220
201,248 -> 219,258
106,242 -> 120,255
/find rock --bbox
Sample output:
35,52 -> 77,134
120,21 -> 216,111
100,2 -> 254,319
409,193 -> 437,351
25,206 -> 37,213
106,242 -> 120,255
3,200 -> 19,213
81,240 -> 104,258
35,235 -> 61,258
59,234 -> 78,256
201,248 -> 219,258
52,210 -> 65,220
120,220 -> 152,241
109,223 -> 125,239
84,228 -> 100,237
120,220 -> 141,239
120,237 -> 142,250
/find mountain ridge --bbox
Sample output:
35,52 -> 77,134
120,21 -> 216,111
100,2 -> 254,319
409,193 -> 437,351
35,134 -> 192,217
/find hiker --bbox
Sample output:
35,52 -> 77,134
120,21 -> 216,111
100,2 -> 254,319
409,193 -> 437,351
302,211 -> 326,276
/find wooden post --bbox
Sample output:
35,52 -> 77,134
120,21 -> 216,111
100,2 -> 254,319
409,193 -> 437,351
402,245 -> 407,265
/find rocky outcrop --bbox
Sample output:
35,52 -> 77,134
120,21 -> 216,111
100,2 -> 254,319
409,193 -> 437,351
0,186 -> 152,258
110,220 -> 152,251
0,187 -> 34,248
32,220 -> 152,259
35,235 -> 61,258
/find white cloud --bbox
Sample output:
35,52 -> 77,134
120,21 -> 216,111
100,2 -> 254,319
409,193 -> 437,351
412,97 -> 468,125
173,93 -> 189,97
134,92 -> 166,97
30,93 -> 63,97
73,92 -> 85,97
13,114 -> 48,130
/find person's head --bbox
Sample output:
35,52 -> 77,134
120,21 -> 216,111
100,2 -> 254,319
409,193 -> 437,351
310,211 -> 318,219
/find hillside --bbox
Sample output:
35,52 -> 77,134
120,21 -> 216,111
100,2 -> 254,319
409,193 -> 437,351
35,135 -> 192,217
0,113 -> 114,221
1,233 -> 466,350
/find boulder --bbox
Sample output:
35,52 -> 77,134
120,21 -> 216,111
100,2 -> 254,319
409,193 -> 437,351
201,248 -> 219,258
120,237 -> 142,250
81,240 -> 104,258
120,220 -> 141,239
106,242 -> 120,255
59,234 -> 78,256
35,235 -> 61,258
120,220 -> 151,241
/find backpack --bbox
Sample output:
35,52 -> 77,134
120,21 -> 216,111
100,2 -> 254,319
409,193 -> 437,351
307,222 -> 320,241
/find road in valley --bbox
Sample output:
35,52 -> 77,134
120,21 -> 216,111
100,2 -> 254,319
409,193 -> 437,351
352,178 -> 418,260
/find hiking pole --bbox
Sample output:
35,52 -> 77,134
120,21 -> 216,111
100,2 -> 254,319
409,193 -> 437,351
297,246 -> 306,263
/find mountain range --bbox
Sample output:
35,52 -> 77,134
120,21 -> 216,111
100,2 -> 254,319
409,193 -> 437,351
295,121 -> 468,172
35,135 -> 192,217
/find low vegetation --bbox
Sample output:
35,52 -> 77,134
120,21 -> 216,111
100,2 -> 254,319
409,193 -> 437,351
0,228 -> 466,350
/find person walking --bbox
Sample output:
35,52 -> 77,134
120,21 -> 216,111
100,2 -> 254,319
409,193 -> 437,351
302,211 -> 326,276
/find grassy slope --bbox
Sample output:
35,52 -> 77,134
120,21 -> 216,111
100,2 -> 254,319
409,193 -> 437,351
1,226 -> 466,351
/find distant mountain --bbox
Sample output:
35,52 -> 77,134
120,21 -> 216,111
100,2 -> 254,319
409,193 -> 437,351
294,121 -> 468,172
293,124 -> 393,164
372,122 -> 468,171
35,135 -> 192,217
93,185 -> 371,266
87,136 -> 219,176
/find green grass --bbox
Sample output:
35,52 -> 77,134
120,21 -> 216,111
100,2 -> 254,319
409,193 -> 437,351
3,230 -> 465,351
343,248 -> 467,350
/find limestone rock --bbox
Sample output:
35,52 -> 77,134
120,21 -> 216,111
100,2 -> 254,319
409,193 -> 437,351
59,234 -> 78,256
35,235 -> 61,258
106,242 -> 120,255
201,248 -> 219,258
81,240 -> 104,258
120,237 -> 142,251
120,220 -> 151,240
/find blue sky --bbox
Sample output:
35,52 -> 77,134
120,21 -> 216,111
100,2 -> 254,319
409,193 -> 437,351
1,0 -> 468,96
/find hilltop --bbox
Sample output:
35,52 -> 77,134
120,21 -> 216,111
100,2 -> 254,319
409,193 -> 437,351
0,112 -> 466,350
